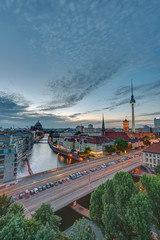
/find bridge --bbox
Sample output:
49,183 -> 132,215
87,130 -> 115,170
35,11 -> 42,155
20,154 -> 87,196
0,153 -> 148,218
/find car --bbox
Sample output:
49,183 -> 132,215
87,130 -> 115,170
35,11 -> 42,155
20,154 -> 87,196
65,177 -> 70,181
38,186 -> 42,192
50,182 -> 54,187
42,185 -> 46,190
86,170 -> 90,174
54,181 -> 58,186
19,193 -> 23,199
46,183 -> 51,188
24,190 -> 30,199
58,180 -> 63,184
34,187 -> 38,193
62,179 -> 66,182
30,189 -> 35,195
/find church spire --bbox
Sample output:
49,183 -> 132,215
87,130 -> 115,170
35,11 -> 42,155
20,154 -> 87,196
102,114 -> 105,136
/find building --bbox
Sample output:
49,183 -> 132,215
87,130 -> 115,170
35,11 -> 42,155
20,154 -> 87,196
0,144 -> 17,183
30,120 -> 44,136
130,80 -> 136,132
127,132 -> 154,138
123,118 -> 129,132
154,117 -> 160,128
143,142 -> 160,168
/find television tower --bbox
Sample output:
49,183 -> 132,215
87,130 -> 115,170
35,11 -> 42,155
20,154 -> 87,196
130,80 -> 136,132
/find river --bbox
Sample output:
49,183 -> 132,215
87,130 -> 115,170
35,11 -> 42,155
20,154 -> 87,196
17,134 -> 74,178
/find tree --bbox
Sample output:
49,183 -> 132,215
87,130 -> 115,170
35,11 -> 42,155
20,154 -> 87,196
69,218 -> 96,240
23,218 -> 41,240
141,174 -> 160,232
89,171 -> 152,240
155,165 -> 160,175
35,222 -> 56,240
114,138 -> 129,152
0,215 -> 24,240
89,183 -> 105,234
105,145 -> 115,154
84,147 -> 91,155
33,203 -> 61,236
8,202 -> 24,216
0,193 -> 11,216
125,193 -> 152,240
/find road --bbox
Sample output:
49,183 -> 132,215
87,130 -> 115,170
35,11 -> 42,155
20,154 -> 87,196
0,151 -> 143,217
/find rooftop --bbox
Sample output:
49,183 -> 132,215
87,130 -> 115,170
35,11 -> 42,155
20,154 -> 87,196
143,142 -> 160,154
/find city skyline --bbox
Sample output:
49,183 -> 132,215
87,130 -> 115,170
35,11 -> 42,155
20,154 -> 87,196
0,0 -> 160,128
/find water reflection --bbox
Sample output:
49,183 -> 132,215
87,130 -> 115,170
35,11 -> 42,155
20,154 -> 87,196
17,134 -> 74,178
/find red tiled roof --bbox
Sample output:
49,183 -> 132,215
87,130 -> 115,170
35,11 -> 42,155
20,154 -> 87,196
87,136 -> 111,144
143,142 -> 160,154
105,132 -> 130,141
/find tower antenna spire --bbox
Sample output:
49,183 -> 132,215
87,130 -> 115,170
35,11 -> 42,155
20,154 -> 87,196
131,79 -> 133,96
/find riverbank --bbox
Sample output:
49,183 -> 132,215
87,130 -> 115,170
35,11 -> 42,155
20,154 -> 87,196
48,139 -> 86,162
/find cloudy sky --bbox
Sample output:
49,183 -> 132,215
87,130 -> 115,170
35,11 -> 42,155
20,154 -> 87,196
0,0 -> 160,129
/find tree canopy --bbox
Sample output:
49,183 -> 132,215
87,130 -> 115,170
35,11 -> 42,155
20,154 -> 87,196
89,171 -> 152,240
114,138 -> 129,152
69,217 -> 96,240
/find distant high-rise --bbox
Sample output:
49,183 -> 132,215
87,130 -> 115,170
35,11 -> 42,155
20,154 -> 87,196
154,117 -> 160,128
130,80 -> 136,132
123,118 -> 129,132
102,114 -> 105,136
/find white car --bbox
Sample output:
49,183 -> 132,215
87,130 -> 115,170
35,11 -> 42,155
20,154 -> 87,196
34,187 -> 38,193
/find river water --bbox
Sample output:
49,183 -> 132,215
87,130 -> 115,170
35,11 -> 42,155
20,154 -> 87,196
17,134 -> 74,178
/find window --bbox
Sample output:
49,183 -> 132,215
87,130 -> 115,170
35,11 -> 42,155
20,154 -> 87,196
157,155 -> 160,158
14,168 -> 17,172
0,175 -> 4,178
0,150 -> 4,154
154,159 -> 156,164
150,159 -> 152,163
150,154 -> 152,157
158,160 -> 160,165
146,158 -> 148,162
0,171 -> 4,174
0,155 -> 4,159
153,154 -> 155,157
146,153 -> 148,156
0,165 -> 4,169
14,173 -> 17,176
0,160 -> 4,164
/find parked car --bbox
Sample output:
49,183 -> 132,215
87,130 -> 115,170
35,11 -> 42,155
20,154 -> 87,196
34,187 -> 38,193
38,186 -> 42,192
50,182 -> 54,187
54,181 -> 58,186
10,196 -> 15,203
30,189 -> 35,195
46,183 -> 51,189
42,185 -> 46,190
58,180 -> 63,184
24,190 -> 30,199
19,193 -> 23,199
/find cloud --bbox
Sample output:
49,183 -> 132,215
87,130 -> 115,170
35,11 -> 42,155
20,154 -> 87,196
41,58 -> 124,111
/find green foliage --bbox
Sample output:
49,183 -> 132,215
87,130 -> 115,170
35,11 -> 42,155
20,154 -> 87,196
125,193 -> 152,240
89,171 -> 153,240
141,174 -> 160,232
69,217 -> 96,240
24,218 -> 41,240
89,183 -> 105,234
33,203 -> 61,235
0,215 -> 24,240
84,147 -> 91,155
8,201 -> 24,216
105,145 -> 115,153
114,138 -> 129,152
155,165 -> 160,175
0,193 -> 11,217
35,222 -> 56,240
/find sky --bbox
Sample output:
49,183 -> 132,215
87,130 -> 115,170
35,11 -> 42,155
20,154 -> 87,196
0,0 -> 160,129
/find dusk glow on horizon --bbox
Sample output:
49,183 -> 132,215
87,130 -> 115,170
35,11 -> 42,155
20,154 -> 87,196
0,0 -> 160,129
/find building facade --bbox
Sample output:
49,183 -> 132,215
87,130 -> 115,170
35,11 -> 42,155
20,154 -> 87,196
143,142 -> 160,168
0,145 -> 17,183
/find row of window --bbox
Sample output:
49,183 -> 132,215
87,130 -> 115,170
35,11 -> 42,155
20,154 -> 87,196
146,153 -> 160,158
146,158 -> 160,165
